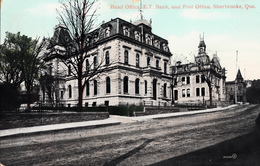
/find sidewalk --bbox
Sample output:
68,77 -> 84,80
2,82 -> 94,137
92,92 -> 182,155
0,105 -> 237,138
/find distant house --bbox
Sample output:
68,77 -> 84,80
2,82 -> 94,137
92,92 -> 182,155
171,38 -> 227,106
226,69 -> 247,103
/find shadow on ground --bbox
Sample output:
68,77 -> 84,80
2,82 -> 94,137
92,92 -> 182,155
104,139 -> 154,166
150,128 -> 260,166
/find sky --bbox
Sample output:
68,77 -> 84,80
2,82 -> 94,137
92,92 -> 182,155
1,0 -> 260,81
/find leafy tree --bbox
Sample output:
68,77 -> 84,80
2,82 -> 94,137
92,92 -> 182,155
1,32 -> 47,111
49,0 -> 104,111
246,79 -> 260,104
0,32 -> 23,88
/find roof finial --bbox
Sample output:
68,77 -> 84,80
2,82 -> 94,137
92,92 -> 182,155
140,0 -> 143,19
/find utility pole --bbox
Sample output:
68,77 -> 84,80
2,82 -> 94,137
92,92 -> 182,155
0,0 -> 3,44
235,50 -> 238,103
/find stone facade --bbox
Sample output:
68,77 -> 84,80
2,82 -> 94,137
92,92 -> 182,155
171,38 -> 226,105
41,18 -> 173,107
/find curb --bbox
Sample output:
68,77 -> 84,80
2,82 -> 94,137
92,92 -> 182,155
0,104 -> 240,138
0,119 -> 121,138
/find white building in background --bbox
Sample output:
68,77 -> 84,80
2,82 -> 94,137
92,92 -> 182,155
171,38 -> 227,105
41,17 -> 173,107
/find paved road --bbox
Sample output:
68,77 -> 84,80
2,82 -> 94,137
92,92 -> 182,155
0,104 -> 259,166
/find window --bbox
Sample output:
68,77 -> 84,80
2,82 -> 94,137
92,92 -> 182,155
187,76 -> 190,84
94,57 -> 97,69
105,51 -> 110,65
174,90 -> 178,100
106,77 -> 111,93
68,65 -> 71,76
147,57 -> 151,66
201,87 -> 205,96
164,62 -> 167,74
156,59 -> 160,69
124,50 -> 129,65
94,80 -> 97,95
187,89 -> 190,97
136,54 -> 140,67
49,65 -> 52,75
86,59 -> 90,71
196,75 -> 200,83
135,31 -> 140,41
145,80 -> 148,94
123,26 -> 130,37
105,27 -> 110,37
238,86 -> 242,91
231,87 -> 233,91
163,83 -> 167,98
123,76 -> 128,94
68,85 -> 72,98
182,77 -> 185,84
135,78 -> 140,94
61,91 -> 64,99
196,88 -> 200,96
182,89 -> 185,97
201,75 -> 205,83
86,80 -> 90,96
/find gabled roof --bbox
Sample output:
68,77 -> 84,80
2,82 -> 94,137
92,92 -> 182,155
236,69 -> 244,81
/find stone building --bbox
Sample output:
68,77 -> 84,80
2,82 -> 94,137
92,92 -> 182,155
226,69 -> 247,103
41,17 -> 173,107
171,38 -> 226,106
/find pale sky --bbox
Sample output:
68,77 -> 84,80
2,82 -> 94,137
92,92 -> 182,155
1,0 -> 260,81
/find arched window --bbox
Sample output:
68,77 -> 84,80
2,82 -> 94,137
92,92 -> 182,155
68,85 -> 72,98
94,57 -> 97,69
106,77 -> 111,93
135,78 -> 140,94
163,83 -> 167,98
86,80 -> 90,96
124,50 -> 129,65
145,80 -> 148,94
123,76 -> 128,94
147,57 -> 150,66
105,51 -> 110,65
196,88 -> 200,96
105,27 -> 110,37
94,80 -> 98,95
136,54 -> 140,67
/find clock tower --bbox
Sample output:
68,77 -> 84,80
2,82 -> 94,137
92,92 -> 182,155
198,34 -> 206,54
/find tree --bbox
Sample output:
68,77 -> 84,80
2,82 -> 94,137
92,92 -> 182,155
0,32 -> 23,88
246,79 -> 260,104
1,32 -> 47,111
49,0 -> 105,111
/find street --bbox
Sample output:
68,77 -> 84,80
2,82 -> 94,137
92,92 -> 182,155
0,104 -> 259,166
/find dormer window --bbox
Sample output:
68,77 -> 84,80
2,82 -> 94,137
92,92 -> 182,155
145,34 -> 152,45
123,26 -> 130,37
154,40 -> 160,49
93,33 -> 99,42
105,27 -> 110,37
135,31 -> 141,41
163,43 -> 169,52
